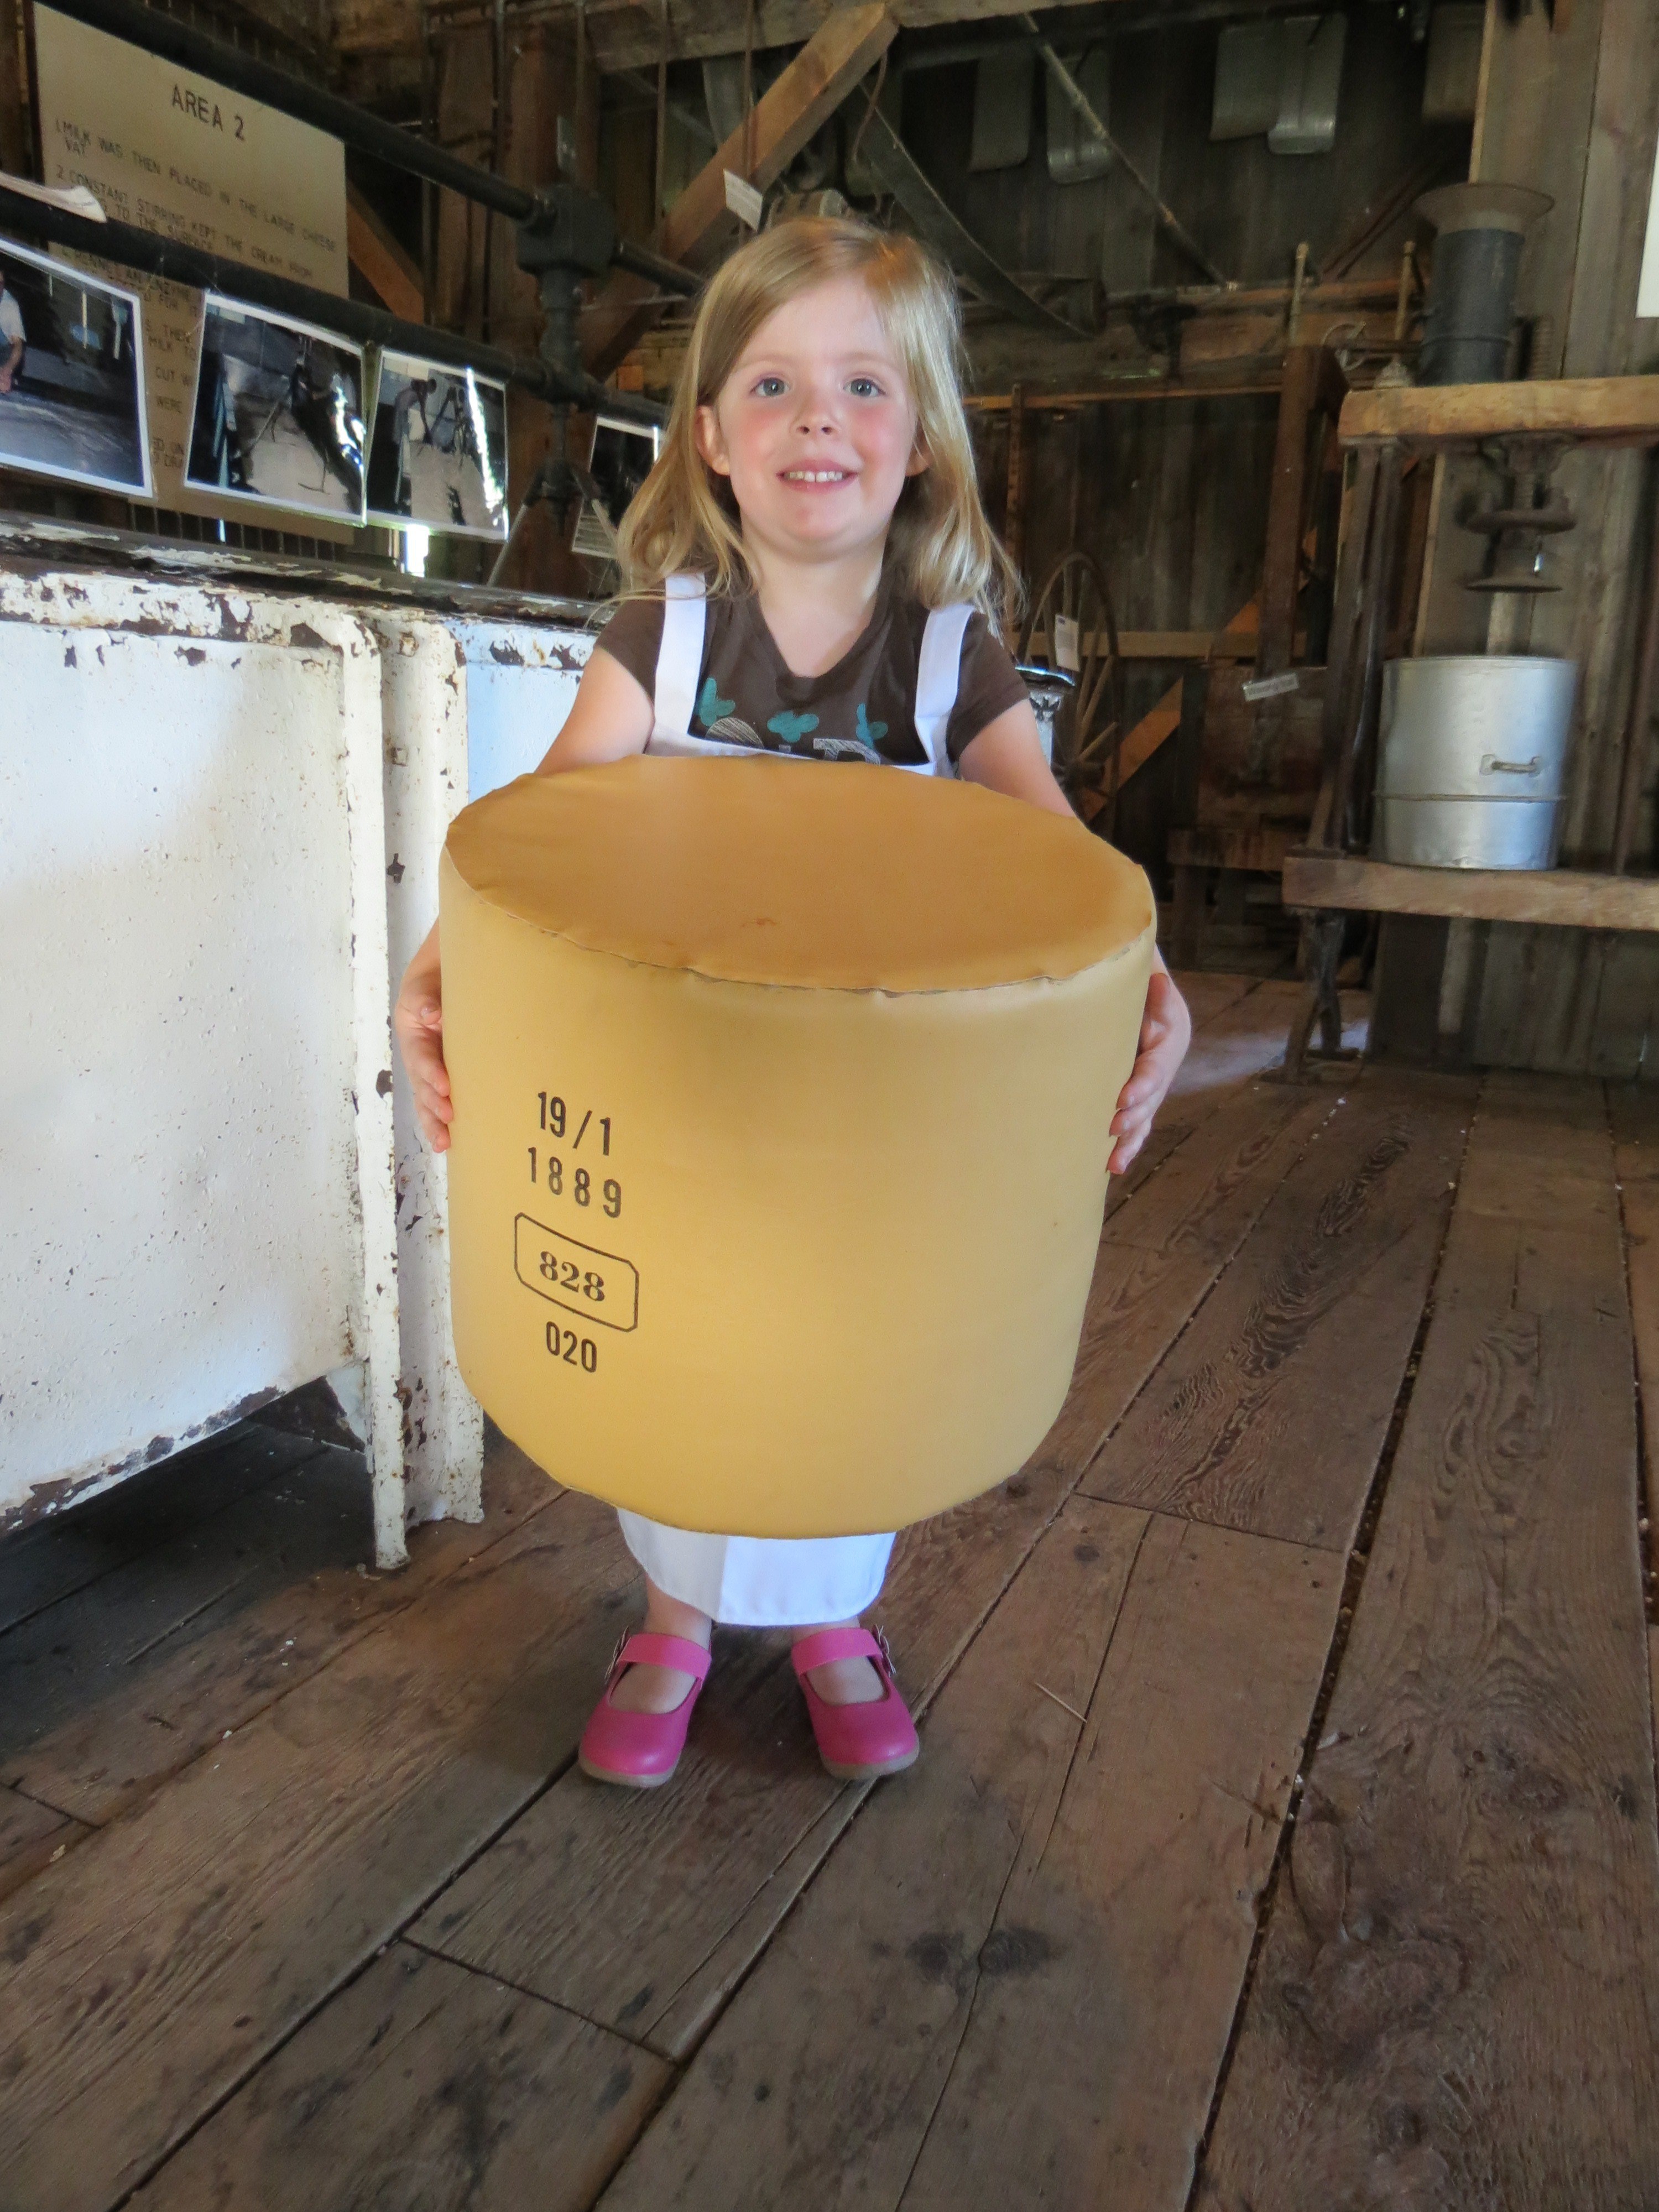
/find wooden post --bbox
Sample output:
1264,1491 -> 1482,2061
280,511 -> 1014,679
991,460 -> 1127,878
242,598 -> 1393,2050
1332,440 -> 1404,854
1005,382 -> 1027,586
1310,444 -> 1380,850
0,0 -> 27,176
1258,346 -> 1324,677
1612,463 -> 1659,873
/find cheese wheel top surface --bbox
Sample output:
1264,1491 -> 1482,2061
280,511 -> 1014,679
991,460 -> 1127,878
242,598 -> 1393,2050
444,757 -> 1154,993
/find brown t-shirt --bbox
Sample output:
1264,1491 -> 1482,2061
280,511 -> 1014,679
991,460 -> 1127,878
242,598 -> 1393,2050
593,575 -> 1029,768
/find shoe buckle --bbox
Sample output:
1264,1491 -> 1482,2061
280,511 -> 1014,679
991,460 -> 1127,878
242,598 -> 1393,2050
873,1624 -> 898,1682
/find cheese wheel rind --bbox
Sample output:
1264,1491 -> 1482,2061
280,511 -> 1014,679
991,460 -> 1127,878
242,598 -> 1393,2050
442,759 -> 1155,1536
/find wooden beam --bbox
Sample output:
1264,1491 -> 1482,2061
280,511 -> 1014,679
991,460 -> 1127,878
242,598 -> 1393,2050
1340,374 -> 1659,450
1083,611 -> 1262,813
581,2 -> 896,377
967,382 -> 1282,413
346,186 -> 424,322
1259,347 -> 1340,676
1030,628 -> 1280,660
1283,850 -> 1659,930
1081,518 -> 1324,822
496,0 -> 1197,75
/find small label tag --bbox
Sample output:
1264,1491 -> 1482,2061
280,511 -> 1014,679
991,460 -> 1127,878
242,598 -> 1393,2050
1053,613 -> 1082,673
724,169 -> 764,228
1241,669 -> 1301,702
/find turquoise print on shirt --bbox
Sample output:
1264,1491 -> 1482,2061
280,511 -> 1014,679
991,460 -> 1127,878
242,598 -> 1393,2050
767,710 -> 820,750
855,702 -> 888,752
697,675 -> 737,729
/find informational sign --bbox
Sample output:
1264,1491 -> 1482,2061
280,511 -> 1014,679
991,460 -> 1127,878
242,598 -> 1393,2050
32,3 -> 348,519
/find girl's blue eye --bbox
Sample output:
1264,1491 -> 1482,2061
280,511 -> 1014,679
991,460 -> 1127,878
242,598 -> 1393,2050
754,375 -> 787,398
848,376 -> 883,398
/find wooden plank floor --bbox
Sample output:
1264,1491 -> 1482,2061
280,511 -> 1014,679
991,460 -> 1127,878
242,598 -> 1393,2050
3,977 -> 1656,2212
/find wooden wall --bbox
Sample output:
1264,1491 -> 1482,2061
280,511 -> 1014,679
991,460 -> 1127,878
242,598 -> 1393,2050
974,392 -> 1281,879
905,7 -> 1463,299
940,8 -> 1464,885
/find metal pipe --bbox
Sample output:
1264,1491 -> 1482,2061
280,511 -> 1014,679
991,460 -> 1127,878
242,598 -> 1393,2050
1016,12 -> 1233,291
0,184 -> 665,425
33,0 -> 700,299
609,236 -> 700,291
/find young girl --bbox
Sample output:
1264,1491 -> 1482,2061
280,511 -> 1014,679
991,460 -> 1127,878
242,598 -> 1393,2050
396,216 -> 1191,1791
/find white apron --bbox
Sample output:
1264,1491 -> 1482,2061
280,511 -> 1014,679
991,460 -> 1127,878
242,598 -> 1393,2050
617,573 -> 974,1626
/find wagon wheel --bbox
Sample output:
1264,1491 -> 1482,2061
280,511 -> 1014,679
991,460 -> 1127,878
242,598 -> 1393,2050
1018,550 -> 1125,827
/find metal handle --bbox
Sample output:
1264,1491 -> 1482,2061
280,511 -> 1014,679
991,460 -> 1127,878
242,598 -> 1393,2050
1480,754 -> 1542,778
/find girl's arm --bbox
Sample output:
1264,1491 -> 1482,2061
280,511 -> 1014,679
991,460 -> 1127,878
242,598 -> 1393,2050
533,643 -> 654,772
959,700 -> 1192,1174
395,645 -> 656,1151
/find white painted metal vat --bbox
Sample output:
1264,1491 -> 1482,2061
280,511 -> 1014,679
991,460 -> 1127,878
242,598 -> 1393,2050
1,572 -> 406,1556
2,559 -> 596,1562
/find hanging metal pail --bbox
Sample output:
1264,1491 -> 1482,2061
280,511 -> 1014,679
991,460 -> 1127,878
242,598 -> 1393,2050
1373,655 -> 1577,869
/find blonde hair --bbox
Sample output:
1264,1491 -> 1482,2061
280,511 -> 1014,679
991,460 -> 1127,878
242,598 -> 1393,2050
615,215 -> 1019,628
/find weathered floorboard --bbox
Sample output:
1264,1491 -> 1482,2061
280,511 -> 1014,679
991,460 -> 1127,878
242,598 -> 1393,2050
1081,1070 -> 1474,1551
1168,969 -> 1260,1031
0,1425 -> 325,1636
593,1495 -> 1149,2212
597,1509 -> 1337,2212
899,1514 -> 1338,2212
0,1489 -> 633,2212
131,1945 -> 673,2212
0,1435 -> 556,1827
410,1458 -> 1080,2060
1043,1077 -> 1334,1475
408,1030 -> 1332,2065
0,1785 -> 79,1906
1198,1083 -> 1659,2210
1108,974 -> 1282,1210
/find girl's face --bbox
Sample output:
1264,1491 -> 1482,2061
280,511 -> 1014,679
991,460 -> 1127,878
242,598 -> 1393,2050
695,274 -> 928,568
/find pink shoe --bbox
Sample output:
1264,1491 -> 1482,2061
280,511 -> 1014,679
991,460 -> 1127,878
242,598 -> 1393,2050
791,1627 -> 920,1781
579,1632 -> 712,1788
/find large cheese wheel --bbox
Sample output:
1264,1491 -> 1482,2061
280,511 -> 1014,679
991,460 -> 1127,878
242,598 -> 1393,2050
441,757 -> 1154,1537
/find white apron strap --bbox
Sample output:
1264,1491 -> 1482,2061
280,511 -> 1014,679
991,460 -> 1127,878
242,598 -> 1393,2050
910,602 -> 974,776
650,572 -> 708,750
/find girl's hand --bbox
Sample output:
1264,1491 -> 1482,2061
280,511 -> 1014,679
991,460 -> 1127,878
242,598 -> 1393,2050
394,924 -> 453,1152
1110,963 -> 1191,1175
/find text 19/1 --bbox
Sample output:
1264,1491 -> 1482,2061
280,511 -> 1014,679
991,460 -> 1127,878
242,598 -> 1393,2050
536,1094 -> 611,1154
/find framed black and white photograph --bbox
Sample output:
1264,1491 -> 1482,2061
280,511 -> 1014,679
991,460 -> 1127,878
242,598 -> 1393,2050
0,236 -> 150,498
186,295 -> 365,524
571,412 -> 659,558
364,351 -> 509,539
